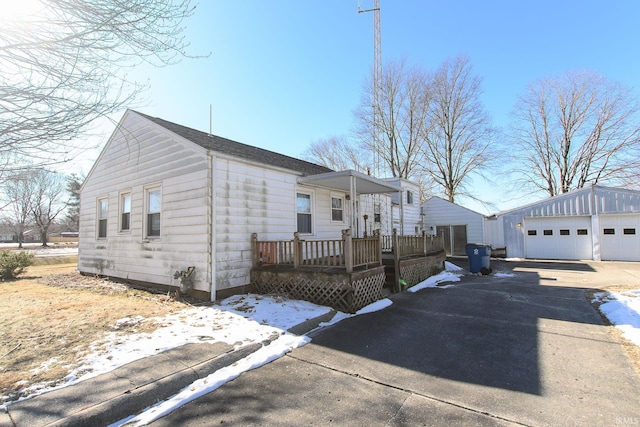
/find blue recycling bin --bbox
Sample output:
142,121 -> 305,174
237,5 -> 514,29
465,244 -> 492,274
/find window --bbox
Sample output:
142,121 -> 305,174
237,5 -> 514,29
98,198 -> 108,238
560,229 -> 570,236
374,203 -> 381,223
624,228 -> 636,235
577,229 -> 588,235
120,193 -> 131,231
527,230 -> 537,236
146,188 -> 161,237
603,228 -> 615,235
296,193 -> 312,234
543,229 -> 553,236
331,197 -> 343,222
406,191 -> 414,205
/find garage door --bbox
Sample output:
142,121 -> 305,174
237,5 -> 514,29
600,215 -> 640,261
524,216 -> 593,260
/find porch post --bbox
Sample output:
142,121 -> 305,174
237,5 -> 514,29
343,228 -> 353,273
293,232 -> 301,268
393,228 -> 401,292
349,175 -> 357,237
422,230 -> 427,256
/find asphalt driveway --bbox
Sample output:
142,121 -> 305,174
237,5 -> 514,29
152,260 -> 640,426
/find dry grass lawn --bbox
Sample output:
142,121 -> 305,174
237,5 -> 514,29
0,262 -> 198,404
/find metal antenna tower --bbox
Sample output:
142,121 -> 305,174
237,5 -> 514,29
358,0 -> 381,176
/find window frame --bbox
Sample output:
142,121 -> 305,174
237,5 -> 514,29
527,229 -> 537,236
406,190 -> 414,205
543,229 -> 553,236
374,203 -> 381,223
330,195 -> 344,223
145,186 -> 162,239
296,191 -> 314,235
603,228 -> 615,235
623,228 -> 636,235
119,192 -> 131,232
97,197 -> 108,239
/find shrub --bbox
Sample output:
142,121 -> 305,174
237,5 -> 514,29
0,250 -> 35,281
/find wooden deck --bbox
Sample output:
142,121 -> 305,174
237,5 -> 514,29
250,230 -> 445,313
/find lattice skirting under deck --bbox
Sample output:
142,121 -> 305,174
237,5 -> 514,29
398,252 -> 446,288
251,267 -> 385,313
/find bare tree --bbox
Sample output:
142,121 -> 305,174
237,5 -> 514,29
30,170 -> 68,246
0,0 -> 200,171
420,55 -> 496,203
3,171 -> 38,248
354,59 -> 431,179
511,70 -> 640,197
303,136 -> 369,172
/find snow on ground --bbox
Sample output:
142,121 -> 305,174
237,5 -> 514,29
17,259 -> 640,426
594,290 -> 640,347
0,243 -> 78,256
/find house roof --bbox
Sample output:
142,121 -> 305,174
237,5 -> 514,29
134,111 -> 333,176
423,196 -> 486,217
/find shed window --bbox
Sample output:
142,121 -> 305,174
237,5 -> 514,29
543,229 -> 553,236
331,197 -> 343,222
560,229 -> 570,236
623,228 -> 636,235
577,229 -> 588,235
527,230 -> 537,236
603,228 -> 615,235
297,193 -> 312,234
120,193 -> 131,231
98,199 -> 108,239
146,188 -> 161,237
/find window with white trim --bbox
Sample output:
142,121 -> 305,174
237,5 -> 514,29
296,193 -> 312,234
97,198 -> 108,239
374,203 -> 381,223
120,193 -> 131,231
331,196 -> 343,222
407,190 -> 414,205
146,188 -> 161,238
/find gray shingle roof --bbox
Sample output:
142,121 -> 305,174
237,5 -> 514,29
134,111 -> 333,176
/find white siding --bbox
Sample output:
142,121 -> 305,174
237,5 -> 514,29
422,197 -> 485,243
79,111 -> 211,293
212,156 -> 349,292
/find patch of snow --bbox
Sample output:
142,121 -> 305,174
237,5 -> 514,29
594,290 -> 640,347
444,261 -> 463,271
408,271 -> 462,293
494,272 -> 515,278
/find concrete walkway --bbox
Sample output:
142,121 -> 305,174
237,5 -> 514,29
151,260 -> 640,426
3,259 -> 640,426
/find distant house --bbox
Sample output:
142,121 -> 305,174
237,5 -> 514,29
421,196 -> 486,256
78,110 -> 415,302
485,186 -> 640,261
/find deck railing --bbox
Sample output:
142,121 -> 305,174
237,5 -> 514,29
252,229 -> 444,274
252,229 -> 381,273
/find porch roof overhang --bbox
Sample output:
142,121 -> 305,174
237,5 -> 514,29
297,169 -> 401,194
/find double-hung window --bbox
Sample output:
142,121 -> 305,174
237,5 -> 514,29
297,193 -> 312,234
120,193 -> 131,231
146,188 -> 161,237
407,191 -> 414,205
331,196 -> 343,222
98,198 -> 108,239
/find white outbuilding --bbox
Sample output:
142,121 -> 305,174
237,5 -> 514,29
485,185 -> 640,261
421,196 -> 486,256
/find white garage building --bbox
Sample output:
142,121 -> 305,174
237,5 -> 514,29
486,186 -> 640,261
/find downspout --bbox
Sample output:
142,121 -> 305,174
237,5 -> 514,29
209,152 -> 217,301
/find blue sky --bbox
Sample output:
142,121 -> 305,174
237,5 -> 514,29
76,1 -> 640,213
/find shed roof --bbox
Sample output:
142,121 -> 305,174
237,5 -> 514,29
134,111 -> 333,176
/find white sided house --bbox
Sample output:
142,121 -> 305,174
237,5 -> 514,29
421,196 -> 486,256
79,110 -> 403,300
486,186 -> 640,261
